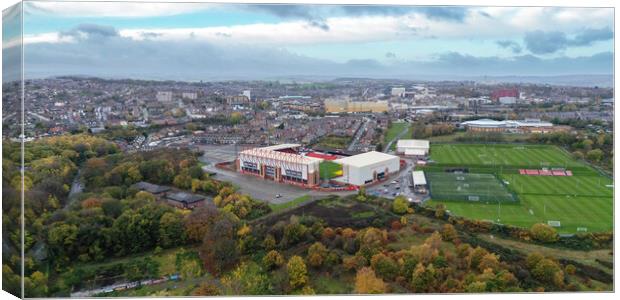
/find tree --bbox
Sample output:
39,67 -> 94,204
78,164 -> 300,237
184,206 -> 220,242
530,223 -> 558,243
263,250 -> 285,270
532,258 -> 564,287
179,259 -> 203,280
440,224 -> 458,241
392,196 -> 409,214
354,267 -> 386,294
306,242 -> 328,268
159,212 -> 186,248
411,263 -> 437,293
221,262 -> 272,295
287,255 -> 309,289
199,213 -> 239,275
586,149 -> 603,162
370,253 -> 398,280
192,281 -> 220,296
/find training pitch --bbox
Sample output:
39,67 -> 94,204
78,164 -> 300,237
425,144 -> 613,233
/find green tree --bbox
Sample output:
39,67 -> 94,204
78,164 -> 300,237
392,196 -> 409,214
159,212 -> 186,248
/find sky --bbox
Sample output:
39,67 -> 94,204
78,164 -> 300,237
2,1 -> 615,81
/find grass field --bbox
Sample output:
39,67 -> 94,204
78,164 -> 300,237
427,172 -> 517,203
384,122 -> 411,150
430,144 -> 584,170
268,195 -> 311,213
425,143 -> 613,233
319,160 -> 343,179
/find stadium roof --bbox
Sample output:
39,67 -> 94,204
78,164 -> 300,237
397,139 -> 430,149
412,171 -> 427,186
260,144 -> 301,151
461,119 -> 553,128
334,151 -> 398,168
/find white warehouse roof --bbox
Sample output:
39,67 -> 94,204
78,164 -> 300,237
335,151 -> 399,168
412,171 -> 426,186
397,139 -> 430,149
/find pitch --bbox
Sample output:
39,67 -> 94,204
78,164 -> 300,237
425,143 -> 613,233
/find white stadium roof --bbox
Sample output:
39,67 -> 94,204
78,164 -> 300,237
335,151 -> 398,168
260,143 -> 301,151
397,139 -> 430,149
461,119 -> 553,128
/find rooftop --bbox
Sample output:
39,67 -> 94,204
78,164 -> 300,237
166,192 -> 205,203
397,139 -> 430,149
132,181 -> 171,194
334,151 -> 398,167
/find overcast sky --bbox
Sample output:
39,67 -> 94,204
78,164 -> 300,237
3,2 -> 615,80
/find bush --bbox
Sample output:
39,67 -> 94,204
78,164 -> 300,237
392,196 -> 409,214
530,223 -> 558,243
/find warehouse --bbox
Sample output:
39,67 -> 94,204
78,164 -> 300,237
396,139 -> 430,157
236,144 -> 322,187
411,171 -> 428,194
333,151 -> 400,186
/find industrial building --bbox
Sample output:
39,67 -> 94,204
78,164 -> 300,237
324,99 -> 389,113
236,144 -> 322,187
396,139 -> 430,157
460,119 -> 570,134
333,151 -> 400,186
411,171 -> 428,194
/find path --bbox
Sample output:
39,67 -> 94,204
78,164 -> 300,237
384,122 -> 410,153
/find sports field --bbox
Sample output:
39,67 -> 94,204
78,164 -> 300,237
425,144 -> 613,233
320,161 -> 343,179
431,144 -> 584,170
427,172 -> 517,203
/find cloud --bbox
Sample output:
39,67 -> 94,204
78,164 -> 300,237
245,4 -> 330,31
25,1 -> 212,17
572,26 -> 613,46
416,7 -> 469,22
524,27 -> 613,54
523,30 -> 569,54
496,40 -> 522,53
60,23 -> 119,40
18,23 -> 612,81
385,52 -> 397,58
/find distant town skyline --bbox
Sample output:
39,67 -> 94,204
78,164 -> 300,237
4,1 -> 615,80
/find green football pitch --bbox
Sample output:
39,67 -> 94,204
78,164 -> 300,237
427,172 -> 517,203
425,144 -> 613,233
430,144 -> 584,170
319,161 -> 343,179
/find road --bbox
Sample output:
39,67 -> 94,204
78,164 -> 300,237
347,117 -> 369,152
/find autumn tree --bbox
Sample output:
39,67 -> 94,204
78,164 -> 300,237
354,267 -> 387,294
370,253 -> 399,280
263,250 -> 285,270
530,223 -> 558,243
392,196 -> 409,214
306,242 -> 328,268
440,224 -> 458,241
287,255 -> 309,289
